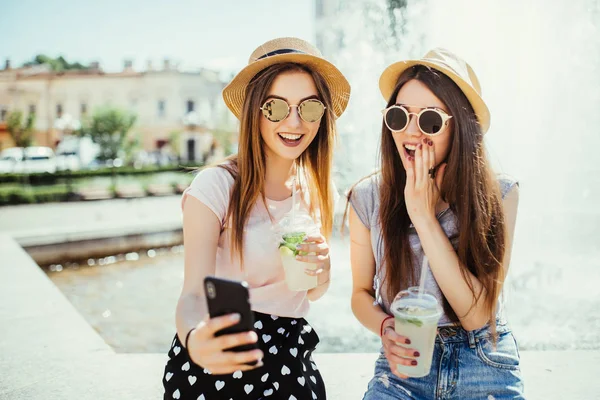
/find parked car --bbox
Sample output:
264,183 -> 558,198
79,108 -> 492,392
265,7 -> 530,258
22,147 -> 57,174
0,146 -> 57,174
0,147 -> 25,173
55,136 -> 101,171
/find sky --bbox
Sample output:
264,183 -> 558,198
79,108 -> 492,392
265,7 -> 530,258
0,0 -> 316,75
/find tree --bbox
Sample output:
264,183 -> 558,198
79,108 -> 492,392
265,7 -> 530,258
6,111 -> 36,147
78,107 -> 137,161
22,54 -> 89,72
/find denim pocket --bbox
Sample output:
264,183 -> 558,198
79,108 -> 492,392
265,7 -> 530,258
475,332 -> 521,370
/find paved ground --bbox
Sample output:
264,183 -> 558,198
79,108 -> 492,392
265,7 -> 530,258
0,196 -> 183,246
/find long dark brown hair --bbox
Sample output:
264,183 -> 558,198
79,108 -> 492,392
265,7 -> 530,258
217,63 -> 337,266
347,65 -> 506,336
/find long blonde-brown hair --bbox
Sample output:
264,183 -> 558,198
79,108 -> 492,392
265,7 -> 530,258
346,65 -> 506,336
218,63 -> 337,266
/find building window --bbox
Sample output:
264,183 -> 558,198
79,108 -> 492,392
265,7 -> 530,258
158,100 -> 166,118
186,100 -> 195,113
80,103 -> 87,116
29,104 -> 36,115
56,104 -> 63,118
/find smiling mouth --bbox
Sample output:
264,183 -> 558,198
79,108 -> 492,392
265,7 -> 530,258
278,133 -> 304,147
403,143 -> 417,158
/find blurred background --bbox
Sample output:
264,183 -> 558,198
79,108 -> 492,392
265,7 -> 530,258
1,0 -> 599,354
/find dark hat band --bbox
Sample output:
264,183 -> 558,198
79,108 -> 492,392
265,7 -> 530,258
257,48 -> 306,60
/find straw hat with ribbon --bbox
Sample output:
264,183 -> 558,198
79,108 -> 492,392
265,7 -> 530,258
223,37 -> 351,120
379,48 -> 491,133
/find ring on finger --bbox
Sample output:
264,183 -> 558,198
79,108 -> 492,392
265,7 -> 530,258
428,167 -> 436,179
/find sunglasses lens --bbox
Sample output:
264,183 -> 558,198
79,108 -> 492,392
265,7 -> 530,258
385,107 -> 408,131
262,98 -> 289,122
298,99 -> 325,122
419,110 -> 444,134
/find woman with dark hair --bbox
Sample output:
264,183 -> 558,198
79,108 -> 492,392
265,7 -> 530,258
163,37 -> 350,399
347,49 -> 525,399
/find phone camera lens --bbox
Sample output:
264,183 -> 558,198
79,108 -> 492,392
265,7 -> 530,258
206,282 -> 216,299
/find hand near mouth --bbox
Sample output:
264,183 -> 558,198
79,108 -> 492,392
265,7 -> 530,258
403,138 -> 447,227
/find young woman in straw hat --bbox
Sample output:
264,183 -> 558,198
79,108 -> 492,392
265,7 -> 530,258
346,48 -> 525,399
162,37 -> 350,400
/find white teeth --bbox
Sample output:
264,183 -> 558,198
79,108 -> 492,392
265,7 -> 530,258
279,133 -> 302,140
404,144 -> 417,150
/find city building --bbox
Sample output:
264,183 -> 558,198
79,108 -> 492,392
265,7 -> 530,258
0,58 -> 236,163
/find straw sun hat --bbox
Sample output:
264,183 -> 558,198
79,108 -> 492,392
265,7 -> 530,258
379,48 -> 491,133
222,37 -> 351,120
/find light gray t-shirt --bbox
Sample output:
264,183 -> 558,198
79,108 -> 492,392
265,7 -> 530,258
349,173 -> 517,325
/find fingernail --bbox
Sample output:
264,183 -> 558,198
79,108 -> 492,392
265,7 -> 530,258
231,313 -> 241,321
407,156 -> 413,161
411,360 -> 418,366
405,339 -> 411,344
414,351 -> 420,357
418,144 -> 423,149
423,138 -> 428,143
428,140 -> 433,146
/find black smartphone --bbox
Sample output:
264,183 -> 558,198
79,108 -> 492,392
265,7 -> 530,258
204,276 -> 258,361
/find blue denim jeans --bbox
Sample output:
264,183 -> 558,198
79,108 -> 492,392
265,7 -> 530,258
363,322 -> 525,400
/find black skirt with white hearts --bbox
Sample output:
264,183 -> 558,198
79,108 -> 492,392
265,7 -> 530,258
162,311 -> 326,399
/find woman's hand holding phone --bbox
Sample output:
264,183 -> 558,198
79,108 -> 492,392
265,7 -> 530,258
186,313 -> 264,375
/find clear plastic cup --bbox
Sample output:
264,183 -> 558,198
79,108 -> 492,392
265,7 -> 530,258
276,212 -> 319,291
390,287 -> 443,377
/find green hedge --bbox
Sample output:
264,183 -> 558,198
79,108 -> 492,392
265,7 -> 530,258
0,163 -> 201,185
0,186 -> 72,206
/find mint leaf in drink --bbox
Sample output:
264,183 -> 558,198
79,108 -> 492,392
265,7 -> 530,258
279,241 -> 298,254
282,232 -> 306,244
279,231 -> 306,257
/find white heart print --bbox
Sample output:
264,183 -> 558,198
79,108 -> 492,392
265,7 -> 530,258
165,372 -> 173,381
302,362 -> 307,372
299,336 -> 304,345
263,334 -> 272,343
188,375 -> 197,385
181,362 -> 190,371
297,376 -> 306,386
244,384 -> 254,394
233,370 -> 243,379
254,320 -> 263,330
198,395 -> 205,400
289,396 -> 297,400
290,348 -> 298,357
281,365 -> 291,375
303,350 -> 309,358
312,391 -> 318,399
215,381 -> 225,391
310,375 -> 317,384
277,327 -> 285,334
269,345 -> 278,355
274,382 -> 280,390
291,320 -> 297,325
173,346 -> 181,355
271,315 -> 279,320
264,389 -> 274,396
303,325 -> 313,333
203,368 -> 211,375
172,389 -> 180,399
261,373 -> 269,382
